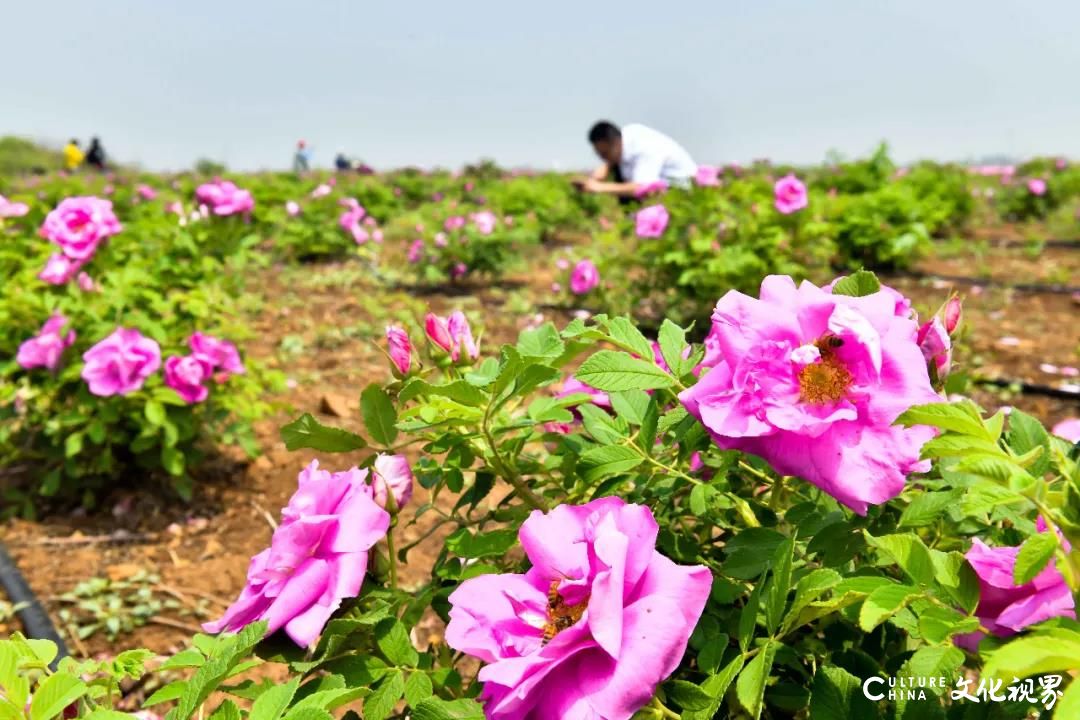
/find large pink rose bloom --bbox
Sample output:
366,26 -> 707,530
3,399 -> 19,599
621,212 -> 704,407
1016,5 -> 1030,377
679,275 -> 940,514
773,174 -> 808,214
471,210 -> 498,235
195,180 -> 254,216
634,204 -> 669,238
956,534 -> 1075,651
81,328 -> 162,396
569,259 -> 600,295
188,332 -> 245,376
41,196 -> 121,260
164,354 -> 213,404
17,314 -> 76,371
203,460 -> 390,646
446,498 -> 711,720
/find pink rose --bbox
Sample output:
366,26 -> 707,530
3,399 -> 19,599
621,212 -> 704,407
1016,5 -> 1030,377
385,325 -> 413,377
569,259 -> 600,295
425,311 -> 479,362
0,194 -> 30,218
1027,178 -> 1047,196
203,460 -> 390,646
956,533 -> 1075,651
471,210 -> 498,235
445,498 -> 711,719
679,275 -> 940,514
633,180 -> 668,198
634,204 -> 669,238
17,314 -> 75,371
285,200 -> 301,216
1052,418 -> 1080,443
188,332 -> 245,376
41,196 -> 121,260
195,181 -> 254,216
774,174 -> 808,214
371,453 -> 414,509
38,253 -> 84,285
136,184 -> 157,200
81,328 -> 162,396
694,165 -> 721,187
77,272 -> 97,292
164,354 -> 213,403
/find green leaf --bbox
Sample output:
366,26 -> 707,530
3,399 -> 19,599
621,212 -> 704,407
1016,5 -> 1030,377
782,569 -> 842,632
574,350 -> 674,392
858,583 -> 921,631
1014,531 -> 1059,585
411,698 -> 486,720
608,390 -> 651,425
919,434 -> 1004,460
161,446 -> 185,476
898,490 -> 959,527
808,665 -> 880,720
578,403 -> 628,444
735,640 -> 777,719
445,528 -> 518,559
764,537 -> 795,634
895,400 -> 997,442
208,700 -> 240,720
375,619 -> 419,667
403,672 -> 434,707
169,621 -> 267,720
363,671 -> 405,720
143,681 -> 187,707
830,270 -> 881,297
29,673 -> 87,720
280,413 -> 366,452
604,317 -> 655,360
399,379 -> 485,407
64,432 -> 83,458
144,400 -> 166,426
982,627 -> 1080,681
515,323 -> 565,362
863,532 -> 937,587
1008,409 -> 1051,477
665,680 -> 714,711
906,645 -> 964,685
361,384 -> 398,446
657,319 -> 690,376
248,676 -> 300,720
738,579 -> 764,652
916,605 -> 979,643
579,445 -> 643,482
158,648 -> 205,670
683,654 -> 745,720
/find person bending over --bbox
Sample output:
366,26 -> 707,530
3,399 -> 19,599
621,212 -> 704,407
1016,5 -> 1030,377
573,120 -> 697,197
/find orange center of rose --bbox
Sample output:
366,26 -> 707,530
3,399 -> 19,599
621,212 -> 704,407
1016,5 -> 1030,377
798,341 -> 854,405
542,581 -> 588,643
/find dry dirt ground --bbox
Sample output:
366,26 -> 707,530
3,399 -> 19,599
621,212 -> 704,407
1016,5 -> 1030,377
2,230 -> 1078,666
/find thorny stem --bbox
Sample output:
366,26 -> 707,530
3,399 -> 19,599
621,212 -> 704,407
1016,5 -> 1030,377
482,425 -> 549,511
386,519 -> 399,590
648,696 -> 682,719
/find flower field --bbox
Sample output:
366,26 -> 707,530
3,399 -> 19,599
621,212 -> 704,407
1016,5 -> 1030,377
1,151 -> 1079,719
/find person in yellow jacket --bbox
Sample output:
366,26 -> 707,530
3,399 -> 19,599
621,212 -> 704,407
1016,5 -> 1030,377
63,139 -> 84,171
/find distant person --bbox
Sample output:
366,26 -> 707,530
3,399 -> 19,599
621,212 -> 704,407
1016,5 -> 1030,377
63,139 -> 84,171
85,137 -> 107,170
334,152 -> 351,171
293,140 -> 312,173
574,120 -> 697,197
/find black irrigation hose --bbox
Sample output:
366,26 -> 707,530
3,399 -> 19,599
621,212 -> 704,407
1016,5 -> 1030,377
888,270 -> 1080,295
975,377 -> 1080,401
0,540 -> 68,666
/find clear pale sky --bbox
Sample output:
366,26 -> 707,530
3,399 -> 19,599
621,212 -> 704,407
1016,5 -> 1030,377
4,1 -> 1078,171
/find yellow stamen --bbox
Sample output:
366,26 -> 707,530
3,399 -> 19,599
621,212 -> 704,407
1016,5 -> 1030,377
798,353 -> 853,405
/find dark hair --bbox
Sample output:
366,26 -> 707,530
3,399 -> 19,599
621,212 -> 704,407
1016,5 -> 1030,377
69,138 -> 79,145
588,121 -> 621,144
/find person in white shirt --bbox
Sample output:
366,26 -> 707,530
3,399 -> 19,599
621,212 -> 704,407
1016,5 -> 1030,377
574,120 -> 698,197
